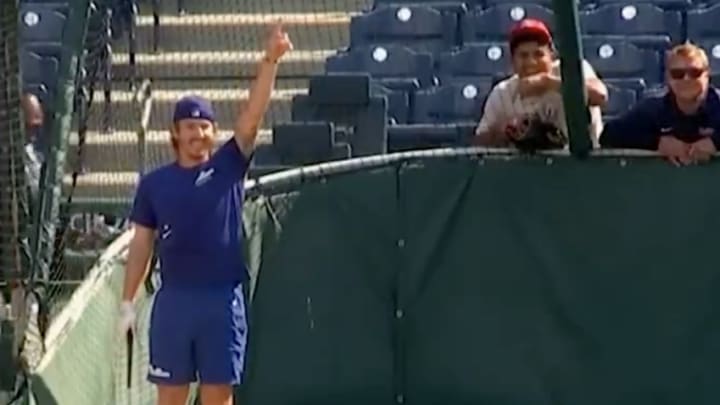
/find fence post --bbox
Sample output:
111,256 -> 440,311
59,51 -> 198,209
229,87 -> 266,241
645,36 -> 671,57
552,0 -> 592,157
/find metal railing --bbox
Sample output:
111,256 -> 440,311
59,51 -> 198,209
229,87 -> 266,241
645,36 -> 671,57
134,78 -> 153,176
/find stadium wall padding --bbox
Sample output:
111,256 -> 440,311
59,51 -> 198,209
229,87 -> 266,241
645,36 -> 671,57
32,156 -> 720,405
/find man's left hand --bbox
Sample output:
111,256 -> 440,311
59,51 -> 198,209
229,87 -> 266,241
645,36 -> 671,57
264,21 -> 294,62
689,137 -> 716,164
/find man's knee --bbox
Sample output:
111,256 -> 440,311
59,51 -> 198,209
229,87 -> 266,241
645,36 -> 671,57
200,384 -> 233,405
156,384 -> 190,405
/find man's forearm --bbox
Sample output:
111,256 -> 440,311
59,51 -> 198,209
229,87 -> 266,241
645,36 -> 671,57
121,242 -> 153,302
547,74 -> 607,107
585,78 -> 608,107
234,57 -> 279,152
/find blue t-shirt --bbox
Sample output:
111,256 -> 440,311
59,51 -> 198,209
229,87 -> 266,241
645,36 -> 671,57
130,139 -> 249,287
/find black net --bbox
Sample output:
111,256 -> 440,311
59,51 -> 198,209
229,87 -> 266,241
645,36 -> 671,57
0,0 -> 32,399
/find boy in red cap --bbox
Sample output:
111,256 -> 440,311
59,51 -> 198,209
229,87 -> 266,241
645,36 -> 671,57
118,22 -> 292,405
474,18 -> 608,149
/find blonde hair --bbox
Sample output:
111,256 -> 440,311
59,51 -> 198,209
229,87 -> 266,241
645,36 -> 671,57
666,42 -> 710,71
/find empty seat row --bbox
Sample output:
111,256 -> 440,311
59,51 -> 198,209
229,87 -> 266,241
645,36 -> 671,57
327,36 -> 685,92
356,2 -> 720,56
373,0 -> 698,11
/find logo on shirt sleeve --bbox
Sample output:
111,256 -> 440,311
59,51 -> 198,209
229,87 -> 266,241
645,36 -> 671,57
194,168 -> 215,186
160,224 -> 172,240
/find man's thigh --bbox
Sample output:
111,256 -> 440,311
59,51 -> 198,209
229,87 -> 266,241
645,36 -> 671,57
148,289 -> 197,385
195,284 -> 248,385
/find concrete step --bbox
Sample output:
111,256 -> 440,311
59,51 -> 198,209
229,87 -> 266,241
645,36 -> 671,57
138,0 -> 371,14
113,49 -> 336,79
112,49 -> 333,80
65,129 -> 272,172
86,87 -> 302,131
62,171 -> 138,201
113,13 -> 352,53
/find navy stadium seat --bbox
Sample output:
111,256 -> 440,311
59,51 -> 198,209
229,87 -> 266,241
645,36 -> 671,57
412,80 -> 492,124
20,44 -> 65,93
387,124 -> 469,152
461,4 -> 555,43
371,82 -> 411,124
687,3 -> 720,41
350,4 -> 460,55
580,3 -> 682,45
272,122 -> 335,165
436,42 -> 511,82
331,143 -> 353,160
291,94 -> 388,156
485,0 -> 556,7
580,0 -> 691,10
18,3 -> 70,43
325,44 -> 436,88
583,37 -> 663,85
373,0 -> 478,13
694,39 -> 720,81
603,82 -> 638,118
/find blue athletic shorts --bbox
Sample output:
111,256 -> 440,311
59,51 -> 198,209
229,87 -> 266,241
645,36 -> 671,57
147,283 -> 247,385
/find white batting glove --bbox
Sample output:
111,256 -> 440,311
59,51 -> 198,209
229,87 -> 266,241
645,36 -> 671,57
118,300 -> 136,335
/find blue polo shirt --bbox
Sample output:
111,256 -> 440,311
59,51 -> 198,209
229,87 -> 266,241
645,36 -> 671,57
130,139 -> 249,287
599,88 -> 720,150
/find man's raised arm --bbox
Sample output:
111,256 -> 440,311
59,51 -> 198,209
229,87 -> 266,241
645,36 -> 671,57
234,22 -> 293,156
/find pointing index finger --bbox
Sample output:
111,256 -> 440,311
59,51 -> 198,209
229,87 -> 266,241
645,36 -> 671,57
271,19 -> 283,34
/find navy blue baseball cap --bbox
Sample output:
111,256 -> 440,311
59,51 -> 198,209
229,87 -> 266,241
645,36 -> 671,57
172,95 -> 216,123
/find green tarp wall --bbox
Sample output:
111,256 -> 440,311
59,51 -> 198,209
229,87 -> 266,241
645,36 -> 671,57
31,155 -> 720,404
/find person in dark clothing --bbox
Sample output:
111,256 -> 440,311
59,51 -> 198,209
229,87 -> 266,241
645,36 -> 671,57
599,43 -> 720,166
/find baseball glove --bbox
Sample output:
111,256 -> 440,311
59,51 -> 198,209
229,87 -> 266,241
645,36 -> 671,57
507,114 -> 568,153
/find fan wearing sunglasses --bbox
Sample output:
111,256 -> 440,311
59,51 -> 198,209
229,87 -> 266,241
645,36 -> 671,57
599,43 -> 720,166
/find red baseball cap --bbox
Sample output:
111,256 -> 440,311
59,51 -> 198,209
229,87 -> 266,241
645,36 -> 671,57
509,18 -> 552,51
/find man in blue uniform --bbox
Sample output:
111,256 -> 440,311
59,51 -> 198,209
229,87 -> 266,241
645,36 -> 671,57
600,43 -> 720,166
117,23 -> 292,405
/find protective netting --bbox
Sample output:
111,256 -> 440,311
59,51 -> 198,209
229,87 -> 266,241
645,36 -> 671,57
31,233 -> 160,405
0,0 -> 32,399
45,0 -> 136,323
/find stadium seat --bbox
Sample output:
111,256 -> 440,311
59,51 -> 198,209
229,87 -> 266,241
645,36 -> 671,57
582,37 -> 663,85
20,44 -> 64,98
461,4 -> 555,43
18,3 -> 70,43
603,82 -> 638,118
579,4 -> 682,45
371,82 -> 411,124
350,4 -> 460,55
436,42 -> 511,82
412,80 -> 491,124
252,144 -> 282,166
272,122 -> 336,165
583,0 -> 691,10
687,3 -> 720,41
325,45 -> 436,88
694,39 -> 720,83
308,73 -> 371,105
291,94 -> 388,156
373,0 -> 478,13
331,143 -> 353,160
387,124 -> 468,152
485,0 -> 556,7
